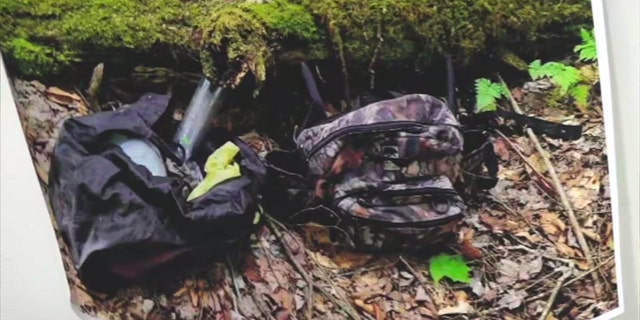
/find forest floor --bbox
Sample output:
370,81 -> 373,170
10,70 -> 617,320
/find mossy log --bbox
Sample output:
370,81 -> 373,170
1,0 -> 593,90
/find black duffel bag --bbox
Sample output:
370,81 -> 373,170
48,93 -> 265,293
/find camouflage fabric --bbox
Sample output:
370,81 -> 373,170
333,219 -> 461,251
295,94 -> 462,176
267,93 -> 468,251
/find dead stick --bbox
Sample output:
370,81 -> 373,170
265,219 -> 362,320
498,75 -> 601,295
493,129 -> 557,201
480,255 -> 613,316
523,255 -> 612,302
264,214 -> 362,320
538,271 -> 572,320
399,256 -> 440,318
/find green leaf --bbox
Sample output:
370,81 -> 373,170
429,253 -> 472,284
553,65 -> 582,94
528,60 -> 583,94
570,83 -> 591,109
475,78 -> 508,112
574,28 -> 597,62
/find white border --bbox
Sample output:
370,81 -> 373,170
590,0 -> 624,319
1,57 -> 78,319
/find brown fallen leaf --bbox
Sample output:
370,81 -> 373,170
576,259 -> 591,271
418,306 -> 438,318
511,87 -> 524,102
526,153 -> 548,175
438,291 -> 473,315
45,86 -> 82,105
374,303 -> 385,320
514,231 -> 542,243
459,229 -> 483,260
354,299 -> 376,317
479,212 -> 507,233
605,223 -> 615,249
331,251 -> 373,269
540,212 -> 566,236
415,286 -> 431,303
311,251 -> 338,269
581,228 -> 602,242
493,138 -> 511,161
556,242 -> 576,257
566,187 -> 595,209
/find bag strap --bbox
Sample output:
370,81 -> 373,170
295,62 -> 330,140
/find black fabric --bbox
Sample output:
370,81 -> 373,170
459,110 -> 583,141
260,150 -> 316,220
48,93 -> 265,293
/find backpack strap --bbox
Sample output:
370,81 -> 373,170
295,62 -> 330,139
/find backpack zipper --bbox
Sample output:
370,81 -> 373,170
305,121 -> 430,159
343,210 -> 462,228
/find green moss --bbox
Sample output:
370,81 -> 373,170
1,0 -> 593,84
196,0 -> 322,85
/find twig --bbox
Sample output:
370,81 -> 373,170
538,271 -> 572,320
493,129 -> 557,201
479,255 -> 614,316
265,217 -> 362,320
498,74 -> 601,295
503,245 -> 578,266
398,256 -> 439,317
248,284 -> 276,320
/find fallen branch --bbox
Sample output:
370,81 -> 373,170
265,216 -> 362,320
538,271 -> 572,320
498,75 -> 602,296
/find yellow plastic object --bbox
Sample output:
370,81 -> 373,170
187,141 -> 242,201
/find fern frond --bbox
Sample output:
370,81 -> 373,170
528,60 -> 582,94
570,84 -> 591,110
475,78 -> 508,112
574,28 -> 597,62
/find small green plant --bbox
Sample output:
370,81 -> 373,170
528,59 -> 593,112
574,28 -> 597,62
522,27 -> 599,113
429,253 -> 472,285
474,78 -> 509,112
528,60 -> 582,95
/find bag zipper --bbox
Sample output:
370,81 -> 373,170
342,209 -> 462,228
305,121 -> 429,159
333,185 -> 459,205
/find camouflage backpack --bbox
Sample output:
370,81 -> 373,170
282,93 -> 470,251
257,62 -> 582,252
